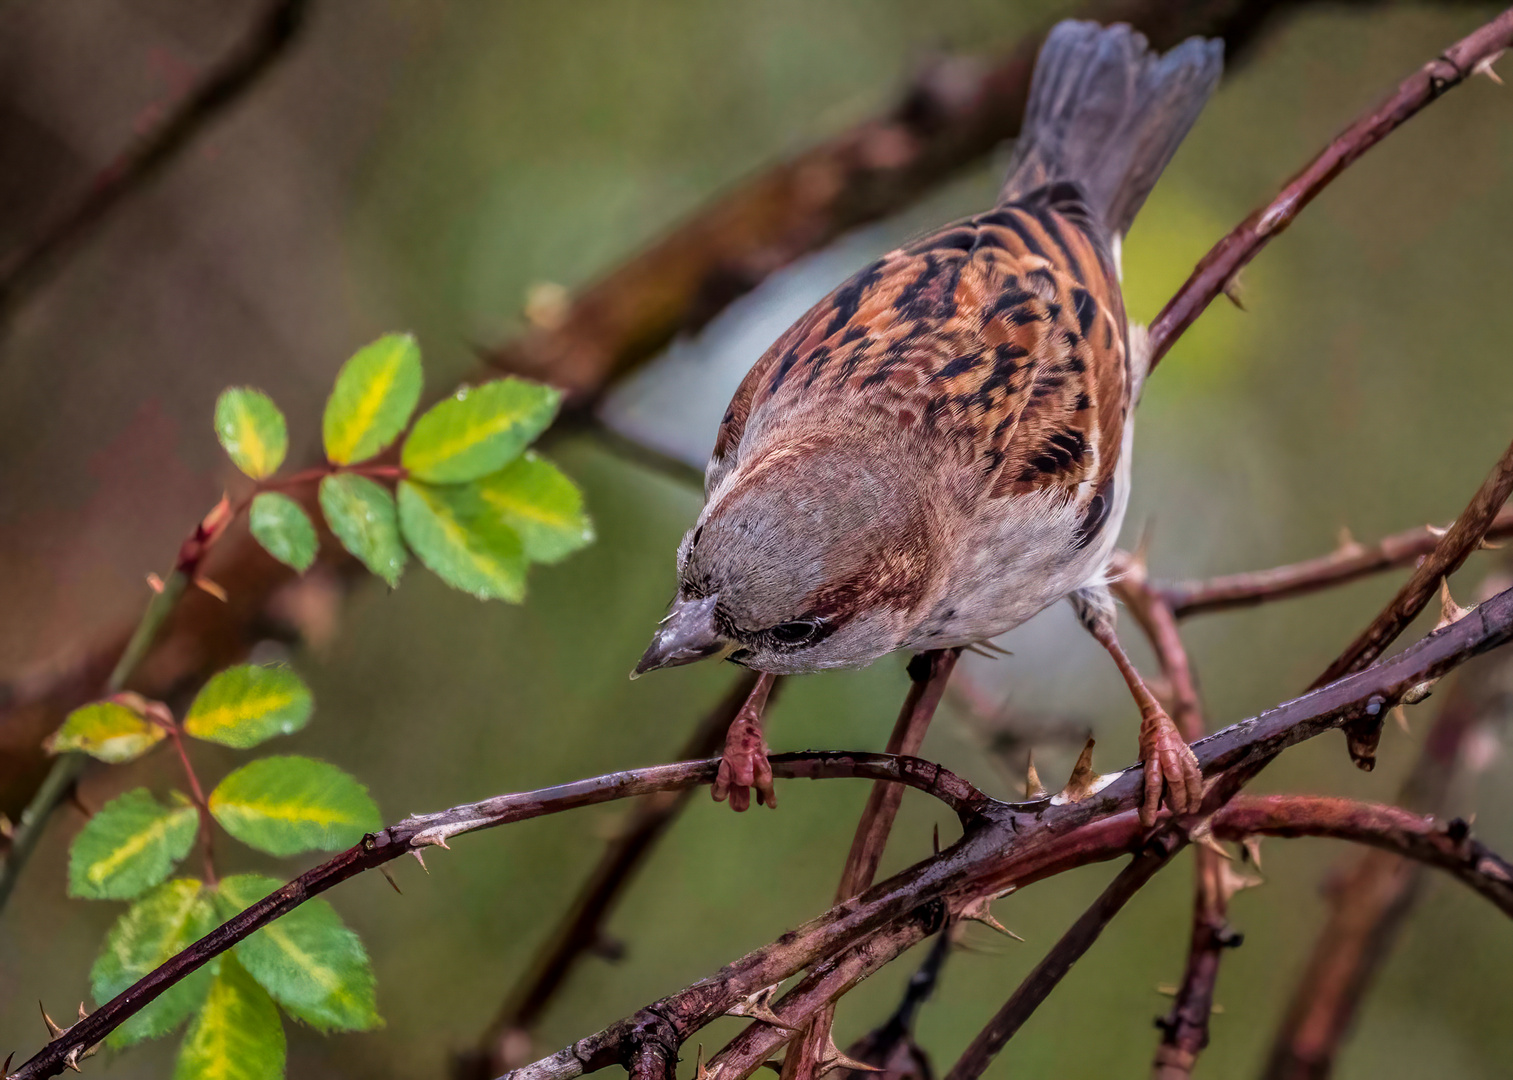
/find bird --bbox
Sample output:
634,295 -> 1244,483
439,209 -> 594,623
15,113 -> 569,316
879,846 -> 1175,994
633,20 -> 1223,824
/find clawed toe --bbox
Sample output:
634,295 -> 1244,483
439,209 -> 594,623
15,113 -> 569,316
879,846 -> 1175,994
1138,712 -> 1203,826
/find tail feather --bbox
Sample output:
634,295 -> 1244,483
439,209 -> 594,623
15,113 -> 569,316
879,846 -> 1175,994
1000,21 -> 1222,237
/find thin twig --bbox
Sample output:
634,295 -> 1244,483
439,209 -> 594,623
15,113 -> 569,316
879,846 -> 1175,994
0,0 -> 314,320
784,650 -> 959,1080
1154,507 -> 1513,618
1146,7 -> 1513,369
1314,433 -> 1513,690
943,832 -> 1187,1080
1113,572 -> 1230,1078
457,672 -> 773,1079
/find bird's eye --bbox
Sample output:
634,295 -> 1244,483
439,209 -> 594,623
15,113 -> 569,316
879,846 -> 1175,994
770,620 -> 822,646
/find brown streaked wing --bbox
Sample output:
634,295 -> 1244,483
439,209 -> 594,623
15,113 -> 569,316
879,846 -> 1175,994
712,189 -> 1130,518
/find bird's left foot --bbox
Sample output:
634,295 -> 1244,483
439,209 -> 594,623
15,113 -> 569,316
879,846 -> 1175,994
1138,706 -> 1202,827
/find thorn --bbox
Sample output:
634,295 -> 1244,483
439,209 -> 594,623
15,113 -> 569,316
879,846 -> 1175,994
411,832 -> 451,850
976,640 -> 1012,656
726,985 -> 794,1030
0,813 -> 13,841
1195,831 -> 1233,861
410,849 -> 429,873
932,823 -> 940,855
524,281 -> 571,330
1060,737 -> 1100,802
64,1046 -> 85,1073
40,1003 -> 63,1038
1241,836 -> 1263,869
199,495 -> 236,544
1155,984 -> 1179,997
4,1051 -> 14,1076
1426,523 -> 1449,538
378,866 -> 403,894
193,576 -> 228,603
1129,520 -> 1156,581
1480,535 -> 1505,551
1436,578 -> 1472,631
1216,860 -> 1264,904
1024,752 -> 1046,800
1473,49 -> 1505,84
145,572 -> 165,594
1335,526 -> 1366,558
1392,704 -> 1410,734
694,1044 -> 715,1080
1221,270 -> 1246,310
77,1003 -> 88,1022
960,896 -> 1024,941
816,1035 -> 883,1076
1400,679 -> 1437,705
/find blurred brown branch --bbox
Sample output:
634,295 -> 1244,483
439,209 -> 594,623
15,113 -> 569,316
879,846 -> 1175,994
1154,507 -> 1513,618
0,0 -> 314,322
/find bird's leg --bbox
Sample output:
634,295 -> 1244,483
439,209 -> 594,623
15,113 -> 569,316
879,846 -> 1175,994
712,670 -> 777,812
1071,586 -> 1202,826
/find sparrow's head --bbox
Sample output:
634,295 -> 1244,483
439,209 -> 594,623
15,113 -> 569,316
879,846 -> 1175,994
633,441 -> 939,676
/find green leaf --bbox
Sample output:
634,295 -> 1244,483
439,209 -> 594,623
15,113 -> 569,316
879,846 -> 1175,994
476,452 -> 594,564
215,388 -> 288,480
209,756 -> 381,856
174,954 -> 286,1080
217,875 -> 380,1032
92,878 -> 218,1047
69,789 -> 198,900
400,378 -> 561,483
249,492 -> 318,573
397,479 -> 526,601
322,333 -> 422,465
49,701 -> 165,763
318,473 -> 407,586
184,664 -> 313,750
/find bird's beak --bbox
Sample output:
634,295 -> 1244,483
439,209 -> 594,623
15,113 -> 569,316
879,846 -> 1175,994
631,593 -> 732,678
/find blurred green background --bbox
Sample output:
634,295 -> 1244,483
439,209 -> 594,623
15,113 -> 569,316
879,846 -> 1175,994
2,1 -> 1512,1077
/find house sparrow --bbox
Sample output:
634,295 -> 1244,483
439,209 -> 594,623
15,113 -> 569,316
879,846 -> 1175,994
635,21 -> 1223,824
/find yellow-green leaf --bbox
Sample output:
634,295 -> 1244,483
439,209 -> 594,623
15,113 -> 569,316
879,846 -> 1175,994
318,473 -> 407,586
322,333 -> 422,464
209,756 -> 381,856
249,492 -> 318,573
476,451 -> 594,564
184,664 -> 313,749
92,878 -> 218,1047
218,874 -> 380,1032
400,378 -> 561,483
174,954 -> 285,1080
215,388 -> 287,480
397,479 -> 526,601
49,701 -> 166,763
69,789 -> 198,900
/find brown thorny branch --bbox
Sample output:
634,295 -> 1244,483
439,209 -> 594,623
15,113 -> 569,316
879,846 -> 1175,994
0,0 -> 314,321
3,4 -> 1513,1080
13,586 -> 1513,1080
